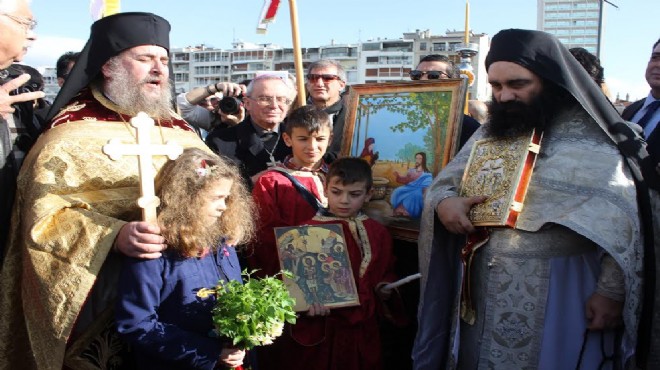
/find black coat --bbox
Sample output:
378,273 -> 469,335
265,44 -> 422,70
622,98 -> 660,175
458,114 -> 480,149
205,117 -> 291,187
621,99 -> 644,121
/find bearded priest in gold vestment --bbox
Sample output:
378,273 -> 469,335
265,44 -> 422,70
0,13 -> 212,370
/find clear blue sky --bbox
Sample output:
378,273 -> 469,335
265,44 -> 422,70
23,0 -> 658,101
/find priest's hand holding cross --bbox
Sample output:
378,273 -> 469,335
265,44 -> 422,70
103,112 -> 183,258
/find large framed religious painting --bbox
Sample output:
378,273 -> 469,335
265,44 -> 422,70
274,224 -> 360,312
340,79 -> 468,242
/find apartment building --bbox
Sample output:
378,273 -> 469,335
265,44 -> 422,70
42,30 -> 491,102
538,0 -> 602,55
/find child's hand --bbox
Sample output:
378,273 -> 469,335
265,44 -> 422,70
376,282 -> 393,301
219,347 -> 245,369
306,303 -> 330,317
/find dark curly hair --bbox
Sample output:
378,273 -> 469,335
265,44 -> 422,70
569,47 -> 604,84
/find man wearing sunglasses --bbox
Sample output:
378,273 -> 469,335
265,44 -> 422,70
410,54 -> 480,149
305,59 -> 347,160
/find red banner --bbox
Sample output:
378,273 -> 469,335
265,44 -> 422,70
257,0 -> 281,34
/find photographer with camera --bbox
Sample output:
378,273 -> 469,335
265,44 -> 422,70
176,81 -> 246,138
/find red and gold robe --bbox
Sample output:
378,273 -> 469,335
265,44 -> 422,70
0,86 -> 207,370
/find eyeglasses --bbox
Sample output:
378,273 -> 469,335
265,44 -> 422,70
307,74 -> 342,83
248,95 -> 292,107
1,13 -> 37,31
409,70 -> 450,80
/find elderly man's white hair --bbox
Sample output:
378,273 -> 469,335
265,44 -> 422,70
246,74 -> 296,96
0,0 -> 29,12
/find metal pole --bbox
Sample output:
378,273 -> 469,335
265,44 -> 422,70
596,0 -> 603,58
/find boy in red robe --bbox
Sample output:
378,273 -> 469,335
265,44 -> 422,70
255,157 -> 402,370
249,105 -> 332,278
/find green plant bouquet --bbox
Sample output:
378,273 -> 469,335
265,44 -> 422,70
197,270 -> 297,350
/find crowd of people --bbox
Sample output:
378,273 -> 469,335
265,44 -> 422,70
1,1 -> 660,369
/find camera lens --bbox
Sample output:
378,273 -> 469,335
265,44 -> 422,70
219,96 -> 242,115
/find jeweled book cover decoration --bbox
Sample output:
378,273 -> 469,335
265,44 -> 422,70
274,224 -> 360,312
459,129 -> 543,227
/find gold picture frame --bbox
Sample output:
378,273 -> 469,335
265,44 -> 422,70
274,224 -> 360,312
340,80 -> 468,241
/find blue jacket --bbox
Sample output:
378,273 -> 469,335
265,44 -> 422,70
115,244 -> 242,370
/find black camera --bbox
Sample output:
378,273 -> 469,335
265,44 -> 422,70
218,94 -> 243,115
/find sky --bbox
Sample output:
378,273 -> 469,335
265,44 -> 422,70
22,0 -> 658,101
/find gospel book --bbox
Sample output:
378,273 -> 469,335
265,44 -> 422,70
274,224 -> 360,312
458,129 -> 543,227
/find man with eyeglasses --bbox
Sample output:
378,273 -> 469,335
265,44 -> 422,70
0,0 -> 37,73
410,54 -> 480,148
305,59 -> 347,160
206,74 -> 293,187
0,0 -> 43,265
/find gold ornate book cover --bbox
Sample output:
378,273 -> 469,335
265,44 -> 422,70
274,224 -> 360,312
459,130 -> 543,227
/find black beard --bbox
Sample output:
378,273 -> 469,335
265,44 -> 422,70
485,83 -> 573,138
486,97 -> 546,138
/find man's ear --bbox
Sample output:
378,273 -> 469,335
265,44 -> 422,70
100,61 -> 113,79
282,132 -> 293,147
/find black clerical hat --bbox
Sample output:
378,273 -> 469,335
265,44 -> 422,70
483,29 -> 659,366
484,29 -> 635,154
46,12 -> 171,122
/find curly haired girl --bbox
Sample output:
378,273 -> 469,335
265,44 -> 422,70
115,147 -> 255,370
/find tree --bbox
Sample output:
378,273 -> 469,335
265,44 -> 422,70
395,143 -> 425,163
355,91 -> 455,170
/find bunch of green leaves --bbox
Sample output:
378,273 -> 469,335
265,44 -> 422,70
197,269 -> 297,350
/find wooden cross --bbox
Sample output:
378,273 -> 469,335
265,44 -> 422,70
102,112 -> 183,223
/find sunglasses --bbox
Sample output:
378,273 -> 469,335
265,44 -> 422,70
409,70 -> 450,80
307,74 -> 342,83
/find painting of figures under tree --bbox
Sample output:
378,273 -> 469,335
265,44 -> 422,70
341,80 -> 468,241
